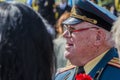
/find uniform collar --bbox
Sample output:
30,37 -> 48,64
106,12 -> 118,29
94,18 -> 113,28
84,49 -> 109,74
89,47 -> 118,78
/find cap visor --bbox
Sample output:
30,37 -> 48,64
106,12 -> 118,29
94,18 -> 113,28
62,17 -> 82,25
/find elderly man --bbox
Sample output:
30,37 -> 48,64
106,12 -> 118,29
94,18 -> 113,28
55,0 -> 120,80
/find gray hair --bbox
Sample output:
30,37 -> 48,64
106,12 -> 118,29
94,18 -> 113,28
111,17 -> 120,56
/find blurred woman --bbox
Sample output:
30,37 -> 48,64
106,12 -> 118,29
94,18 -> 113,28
0,2 -> 56,80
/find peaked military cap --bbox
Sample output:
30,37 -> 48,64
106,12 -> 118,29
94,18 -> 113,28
62,0 -> 117,31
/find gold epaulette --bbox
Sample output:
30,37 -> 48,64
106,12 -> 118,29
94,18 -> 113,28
108,57 -> 120,68
57,65 -> 76,73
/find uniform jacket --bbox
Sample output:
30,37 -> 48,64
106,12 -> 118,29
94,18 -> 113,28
55,48 -> 120,80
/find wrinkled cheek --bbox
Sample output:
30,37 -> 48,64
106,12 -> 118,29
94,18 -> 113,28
75,43 -> 91,58
75,40 -> 85,49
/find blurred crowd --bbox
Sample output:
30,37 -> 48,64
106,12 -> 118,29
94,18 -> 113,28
25,0 -> 120,39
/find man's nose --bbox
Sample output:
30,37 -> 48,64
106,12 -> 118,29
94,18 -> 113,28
63,30 -> 71,38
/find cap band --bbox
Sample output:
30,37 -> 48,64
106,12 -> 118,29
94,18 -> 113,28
70,6 -> 97,24
71,14 -> 97,24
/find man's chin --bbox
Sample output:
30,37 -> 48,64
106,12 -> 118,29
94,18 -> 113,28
64,51 -> 72,59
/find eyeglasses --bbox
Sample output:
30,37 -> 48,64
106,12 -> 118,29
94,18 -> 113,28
63,25 -> 99,36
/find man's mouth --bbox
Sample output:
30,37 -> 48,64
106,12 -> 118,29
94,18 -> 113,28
65,43 -> 74,50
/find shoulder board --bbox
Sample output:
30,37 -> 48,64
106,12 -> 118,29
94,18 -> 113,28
57,65 -> 76,74
108,57 -> 120,68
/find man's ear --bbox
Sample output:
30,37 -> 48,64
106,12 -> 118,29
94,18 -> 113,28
94,29 -> 106,46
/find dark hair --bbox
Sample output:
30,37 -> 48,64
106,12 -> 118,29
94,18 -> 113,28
0,2 -> 55,80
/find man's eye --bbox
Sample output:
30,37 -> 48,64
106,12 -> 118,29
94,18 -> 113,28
69,27 -> 75,31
